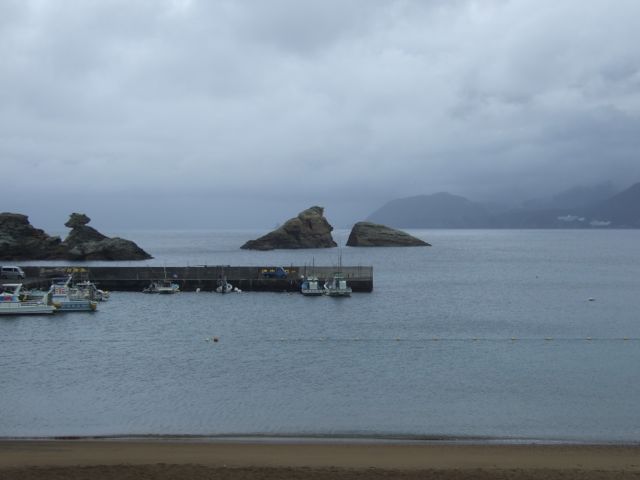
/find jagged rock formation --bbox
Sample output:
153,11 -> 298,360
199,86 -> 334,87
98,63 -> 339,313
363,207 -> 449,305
61,213 -> 152,260
0,213 -> 63,260
346,222 -> 431,247
0,212 -> 152,260
241,206 -> 337,250
65,212 -> 92,229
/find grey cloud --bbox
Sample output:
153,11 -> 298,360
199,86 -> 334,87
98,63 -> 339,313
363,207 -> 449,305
1,0 -> 640,228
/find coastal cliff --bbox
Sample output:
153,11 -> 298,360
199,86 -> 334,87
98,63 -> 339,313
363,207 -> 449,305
241,206 -> 337,250
0,212 -> 152,260
346,222 -> 430,247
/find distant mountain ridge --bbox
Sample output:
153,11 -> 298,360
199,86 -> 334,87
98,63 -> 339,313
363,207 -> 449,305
367,192 -> 494,228
580,182 -> 640,227
520,181 -> 617,211
367,182 -> 640,229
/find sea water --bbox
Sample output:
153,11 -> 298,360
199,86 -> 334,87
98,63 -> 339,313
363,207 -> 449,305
1,229 -> 639,442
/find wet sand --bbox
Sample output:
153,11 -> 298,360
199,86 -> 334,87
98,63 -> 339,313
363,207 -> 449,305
1,440 -> 639,479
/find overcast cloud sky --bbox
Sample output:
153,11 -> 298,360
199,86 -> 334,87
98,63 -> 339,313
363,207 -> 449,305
2,0 -> 640,230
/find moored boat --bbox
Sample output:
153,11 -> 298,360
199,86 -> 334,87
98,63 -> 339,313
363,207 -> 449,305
143,279 -> 180,294
215,276 -> 240,293
323,273 -> 352,297
0,283 -> 56,315
301,276 -> 323,296
50,276 -> 98,312
75,280 -> 110,301
21,288 -> 50,302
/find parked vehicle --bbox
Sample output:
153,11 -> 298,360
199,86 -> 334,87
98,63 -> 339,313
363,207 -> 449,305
261,267 -> 288,279
0,266 -> 26,280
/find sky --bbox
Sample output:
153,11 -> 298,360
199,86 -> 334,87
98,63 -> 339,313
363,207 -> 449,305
2,0 -> 640,231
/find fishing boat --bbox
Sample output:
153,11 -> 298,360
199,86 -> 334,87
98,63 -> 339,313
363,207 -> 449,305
215,276 -> 239,293
0,283 -> 56,315
49,276 -> 98,312
21,288 -> 50,302
155,279 -> 180,294
215,282 -> 233,294
143,279 -> 180,294
75,280 -> 110,301
323,273 -> 352,297
301,276 -> 324,296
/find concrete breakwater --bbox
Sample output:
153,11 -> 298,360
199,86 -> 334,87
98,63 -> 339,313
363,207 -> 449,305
20,265 -> 374,293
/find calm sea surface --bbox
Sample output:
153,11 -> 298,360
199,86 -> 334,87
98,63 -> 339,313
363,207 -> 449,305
2,229 -> 640,442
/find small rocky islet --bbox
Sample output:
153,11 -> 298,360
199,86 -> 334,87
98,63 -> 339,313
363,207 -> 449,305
241,206 -> 430,249
346,222 -> 431,247
0,212 -> 152,261
241,206 -> 338,250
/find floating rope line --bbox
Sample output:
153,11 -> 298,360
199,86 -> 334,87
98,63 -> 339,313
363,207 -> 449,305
256,337 -> 640,343
2,337 -> 639,344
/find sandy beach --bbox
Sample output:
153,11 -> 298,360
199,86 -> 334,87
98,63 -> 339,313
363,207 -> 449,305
1,440 -> 639,479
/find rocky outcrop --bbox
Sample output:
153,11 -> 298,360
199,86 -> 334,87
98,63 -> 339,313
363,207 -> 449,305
0,213 -> 64,260
65,212 -> 92,229
0,212 -> 152,260
346,221 -> 431,247
61,213 -> 152,260
241,206 -> 337,250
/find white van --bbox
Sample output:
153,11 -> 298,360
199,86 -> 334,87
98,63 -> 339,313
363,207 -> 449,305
0,266 -> 26,279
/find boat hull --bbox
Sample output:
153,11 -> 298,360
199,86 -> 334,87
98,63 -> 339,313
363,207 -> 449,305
0,303 -> 56,315
325,290 -> 352,297
53,301 -> 97,312
301,289 -> 324,296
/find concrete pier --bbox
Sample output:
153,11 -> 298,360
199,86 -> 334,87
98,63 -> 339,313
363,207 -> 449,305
19,265 -> 374,293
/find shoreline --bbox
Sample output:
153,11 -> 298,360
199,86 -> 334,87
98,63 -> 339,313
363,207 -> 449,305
3,433 -> 640,446
3,439 -> 640,465
2,439 -> 640,479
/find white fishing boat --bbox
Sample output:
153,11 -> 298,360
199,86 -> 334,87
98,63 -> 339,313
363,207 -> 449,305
50,276 -> 98,312
21,288 -> 49,302
75,280 -> 110,301
0,283 -> 56,315
156,279 -> 180,294
142,279 -> 180,294
216,282 -> 233,293
323,273 -> 352,297
215,277 -> 240,293
142,282 -> 158,293
301,276 -> 324,296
